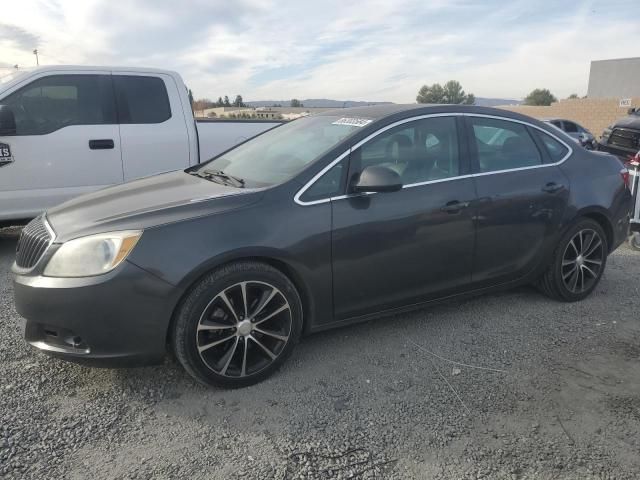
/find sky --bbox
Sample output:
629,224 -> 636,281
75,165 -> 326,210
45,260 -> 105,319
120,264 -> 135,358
0,0 -> 639,103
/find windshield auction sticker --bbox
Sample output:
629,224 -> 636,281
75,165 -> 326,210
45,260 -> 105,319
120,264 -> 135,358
332,117 -> 373,127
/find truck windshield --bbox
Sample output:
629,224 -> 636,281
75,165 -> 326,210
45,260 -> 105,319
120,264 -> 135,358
195,115 -> 366,188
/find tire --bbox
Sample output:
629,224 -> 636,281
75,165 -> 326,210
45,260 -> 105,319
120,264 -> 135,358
537,218 -> 608,302
172,261 -> 303,388
629,232 -> 640,252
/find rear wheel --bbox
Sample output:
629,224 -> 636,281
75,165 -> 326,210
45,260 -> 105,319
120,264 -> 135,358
172,261 -> 303,387
538,218 -> 608,302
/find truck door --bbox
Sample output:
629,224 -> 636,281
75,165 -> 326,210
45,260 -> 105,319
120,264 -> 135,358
0,73 -> 123,220
112,73 -> 191,181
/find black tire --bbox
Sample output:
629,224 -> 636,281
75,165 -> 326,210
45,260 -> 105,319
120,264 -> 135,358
537,218 -> 608,302
172,261 -> 303,388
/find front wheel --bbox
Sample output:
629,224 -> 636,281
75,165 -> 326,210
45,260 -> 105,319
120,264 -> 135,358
538,219 -> 608,302
172,261 -> 303,388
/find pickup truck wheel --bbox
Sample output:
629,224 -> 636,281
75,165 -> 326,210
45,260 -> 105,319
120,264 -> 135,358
172,261 -> 303,388
537,218 -> 608,302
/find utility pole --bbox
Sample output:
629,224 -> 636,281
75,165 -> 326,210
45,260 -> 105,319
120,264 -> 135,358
33,49 -> 39,66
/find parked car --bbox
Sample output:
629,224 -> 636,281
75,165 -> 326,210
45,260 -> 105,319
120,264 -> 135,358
0,66 -> 280,225
542,118 -> 595,149
12,105 -> 632,387
597,108 -> 640,160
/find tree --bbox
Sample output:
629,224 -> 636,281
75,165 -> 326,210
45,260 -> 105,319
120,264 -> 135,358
567,93 -> 579,99
416,80 -> 474,104
524,88 -> 557,106
443,80 -> 474,105
216,96 -> 224,107
192,98 -> 214,112
223,96 -> 231,107
233,95 -> 244,107
290,99 -> 303,107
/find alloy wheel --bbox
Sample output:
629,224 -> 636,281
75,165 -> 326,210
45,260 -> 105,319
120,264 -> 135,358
196,281 -> 292,378
561,229 -> 604,294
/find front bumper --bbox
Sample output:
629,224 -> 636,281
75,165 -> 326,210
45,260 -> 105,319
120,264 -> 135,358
13,260 -> 179,367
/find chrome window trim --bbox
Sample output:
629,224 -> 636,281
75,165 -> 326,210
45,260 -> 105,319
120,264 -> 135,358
294,112 -> 573,206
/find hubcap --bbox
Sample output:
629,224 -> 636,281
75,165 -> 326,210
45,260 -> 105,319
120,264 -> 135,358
236,319 -> 253,336
196,281 -> 292,378
561,229 -> 604,294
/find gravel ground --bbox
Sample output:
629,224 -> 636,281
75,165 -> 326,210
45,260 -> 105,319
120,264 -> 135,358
1,228 -> 639,479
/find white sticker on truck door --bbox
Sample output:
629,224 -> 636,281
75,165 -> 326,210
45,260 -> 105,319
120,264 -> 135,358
0,143 -> 13,167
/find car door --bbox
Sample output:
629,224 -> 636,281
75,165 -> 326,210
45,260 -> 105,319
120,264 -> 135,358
0,73 -> 122,220
466,115 -> 571,287
330,115 -> 477,320
113,73 -> 190,181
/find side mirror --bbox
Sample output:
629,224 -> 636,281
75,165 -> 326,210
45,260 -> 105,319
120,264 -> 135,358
628,107 -> 637,115
0,105 -> 16,136
353,165 -> 403,193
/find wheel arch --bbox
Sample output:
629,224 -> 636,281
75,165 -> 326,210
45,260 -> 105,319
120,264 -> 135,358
574,207 -> 615,253
165,250 -> 316,349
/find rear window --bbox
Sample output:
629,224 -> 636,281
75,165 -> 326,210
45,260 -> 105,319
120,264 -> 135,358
114,75 -> 171,124
470,117 -> 542,173
533,130 -> 569,162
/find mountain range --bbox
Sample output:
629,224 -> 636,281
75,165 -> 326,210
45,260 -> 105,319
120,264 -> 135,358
245,99 -> 392,108
246,98 -> 522,108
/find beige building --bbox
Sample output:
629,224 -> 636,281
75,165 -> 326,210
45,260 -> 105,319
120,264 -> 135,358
194,105 -> 335,121
588,57 -> 640,98
498,97 -> 640,139
196,106 -> 255,118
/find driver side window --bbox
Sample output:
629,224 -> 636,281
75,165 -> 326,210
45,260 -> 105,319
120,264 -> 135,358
3,74 -> 116,136
352,116 -> 460,185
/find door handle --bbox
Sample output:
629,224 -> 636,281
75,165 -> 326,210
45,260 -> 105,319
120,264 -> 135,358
89,139 -> 115,150
440,200 -> 470,213
541,182 -> 564,193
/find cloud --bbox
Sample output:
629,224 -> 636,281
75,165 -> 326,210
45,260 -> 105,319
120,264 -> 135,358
1,0 -> 639,101
0,23 -> 39,50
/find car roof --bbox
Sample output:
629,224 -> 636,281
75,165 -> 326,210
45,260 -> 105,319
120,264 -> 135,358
541,117 -> 579,124
316,103 -> 552,126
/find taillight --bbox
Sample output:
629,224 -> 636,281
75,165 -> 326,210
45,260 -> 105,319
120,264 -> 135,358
621,168 -> 630,189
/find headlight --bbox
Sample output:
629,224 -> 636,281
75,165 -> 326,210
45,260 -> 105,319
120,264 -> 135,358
44,230 -> 142,277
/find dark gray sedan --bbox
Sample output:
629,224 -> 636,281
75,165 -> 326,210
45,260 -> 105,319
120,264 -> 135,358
12,105 -> 632,387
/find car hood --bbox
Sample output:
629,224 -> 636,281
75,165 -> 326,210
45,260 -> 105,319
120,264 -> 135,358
612,114 -> 640,130
47,170 -> 264,242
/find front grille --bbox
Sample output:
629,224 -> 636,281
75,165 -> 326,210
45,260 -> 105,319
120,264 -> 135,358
609,128 -> 640,150
15,216 -> 54,270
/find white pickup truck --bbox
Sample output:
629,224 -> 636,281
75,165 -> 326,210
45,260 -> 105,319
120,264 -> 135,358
0,66 -> 281,224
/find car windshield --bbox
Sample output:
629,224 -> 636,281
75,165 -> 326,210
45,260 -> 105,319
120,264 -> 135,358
194,115 -> 366,188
